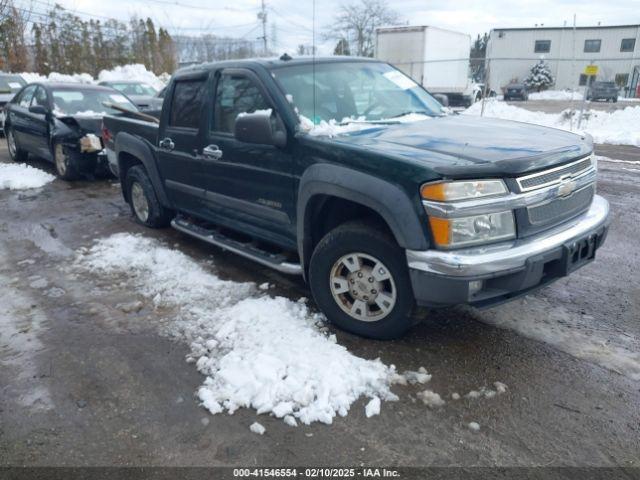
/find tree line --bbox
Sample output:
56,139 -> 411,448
0,1 -> 176,75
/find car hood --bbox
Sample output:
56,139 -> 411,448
53,116 -> 102,139
329,115 -> 591,177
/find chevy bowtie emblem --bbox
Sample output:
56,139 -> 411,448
558,178 -> 577,197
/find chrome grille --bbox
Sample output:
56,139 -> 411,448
517,156 -> 593,192
527,185 -> 595,225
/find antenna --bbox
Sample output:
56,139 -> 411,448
312,0 -> 316,124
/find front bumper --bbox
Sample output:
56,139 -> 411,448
407,195 -> 611,307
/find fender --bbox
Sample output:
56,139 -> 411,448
297,163 -> 430,270
115,132 -> 171,207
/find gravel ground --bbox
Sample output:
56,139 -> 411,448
1,142 -> 639,469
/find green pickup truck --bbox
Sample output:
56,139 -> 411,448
102,56 -> 610,339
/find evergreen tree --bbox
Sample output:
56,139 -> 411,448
525,59 -> 554,92
333,38 -> 350,56
158,28 -> 176,73
32,24 -> 50,75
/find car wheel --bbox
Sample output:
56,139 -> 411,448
308,221 -> 415,340
6,127 -> 28,162
612,97 -> 618,103
124,165 -> 174,228
53,143 -> 80,180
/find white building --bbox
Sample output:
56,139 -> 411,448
486,24 -> 640,96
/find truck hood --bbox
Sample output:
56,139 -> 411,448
332,115 -> 591,177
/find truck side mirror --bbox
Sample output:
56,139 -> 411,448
234,112 -> 286,148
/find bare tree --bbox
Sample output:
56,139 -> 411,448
326,0 -> 402,57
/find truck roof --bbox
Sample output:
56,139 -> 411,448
176,55 -> 380,76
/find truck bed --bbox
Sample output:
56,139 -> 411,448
103,114 -> 159,146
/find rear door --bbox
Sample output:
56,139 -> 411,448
200,68 -> 295,247
156,73 -> 209,215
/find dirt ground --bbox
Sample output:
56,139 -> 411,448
1,140 -> 639,469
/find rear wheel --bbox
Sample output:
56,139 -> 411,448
6,127 -> 28,162
309,221 -> 415,340
124,165 -> 174,228
53,143 -> 80,180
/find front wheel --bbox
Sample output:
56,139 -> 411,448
53,143 -> 80,180
6,127 -> 28,162
124,165 -> 174,228
308,221 -> 415,340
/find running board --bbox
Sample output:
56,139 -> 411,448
171,217 -> 303,275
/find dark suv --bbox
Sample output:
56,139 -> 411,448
503,83 -> 528,101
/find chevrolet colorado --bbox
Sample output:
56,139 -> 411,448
102,57 -> 610,339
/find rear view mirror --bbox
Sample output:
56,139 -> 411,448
29,105 -> 47,115
235,112 -> 286,148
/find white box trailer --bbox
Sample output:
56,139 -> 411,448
375,25 -> 479,107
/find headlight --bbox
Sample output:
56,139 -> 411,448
420,180 -> 508,202
429,211 -> 516,248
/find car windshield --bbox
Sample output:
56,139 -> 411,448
110,82 -> 158,96
0,75 -> 26,94
52,89 -> 138,116
272,61 -> 444,125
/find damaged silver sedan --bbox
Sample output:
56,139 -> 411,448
4,83 -> 138,180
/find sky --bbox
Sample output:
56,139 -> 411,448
30,0 -> 640,54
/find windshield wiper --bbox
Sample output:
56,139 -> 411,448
389,110 -> 432,118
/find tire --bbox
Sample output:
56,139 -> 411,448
53,143 -> 80,180
612,97 -> 618,103
124,165 -> 174,228
6,127 -> 28,162
308,221 -> 415,340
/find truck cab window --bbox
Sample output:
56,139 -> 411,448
169,79 -> 206,129
213,74 -> 270,133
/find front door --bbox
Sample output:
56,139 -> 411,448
156,74 -> 209,215
27,86 -> 52,160
201,69 -> 295,247
9,85 -> 36,151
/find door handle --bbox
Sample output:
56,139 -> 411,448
159,137 -> 175,151
202,144 -> 223,160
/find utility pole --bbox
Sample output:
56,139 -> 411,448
257,0 -> 268,55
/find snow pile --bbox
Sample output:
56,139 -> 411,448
528,90 -> 583,101
20,64 -> 166,90
97,64 -> 166,91
465,100 -> 640,146
20,71 -> 94,84
76,234 -> 404,425
0,163 -> 55,190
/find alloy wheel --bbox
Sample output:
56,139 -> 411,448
329,252 -> 397,322
131,182 -> 150,222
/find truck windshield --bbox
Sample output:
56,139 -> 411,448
272,61 -> 444,125
52,89 -> 138,116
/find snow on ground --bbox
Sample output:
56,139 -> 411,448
464,100 -> 640,146
476,298 -> 640,381
0,163 -> 55,190
76,233 -> 405,425
528,90 -> 583,101
20,64 -> 166,89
